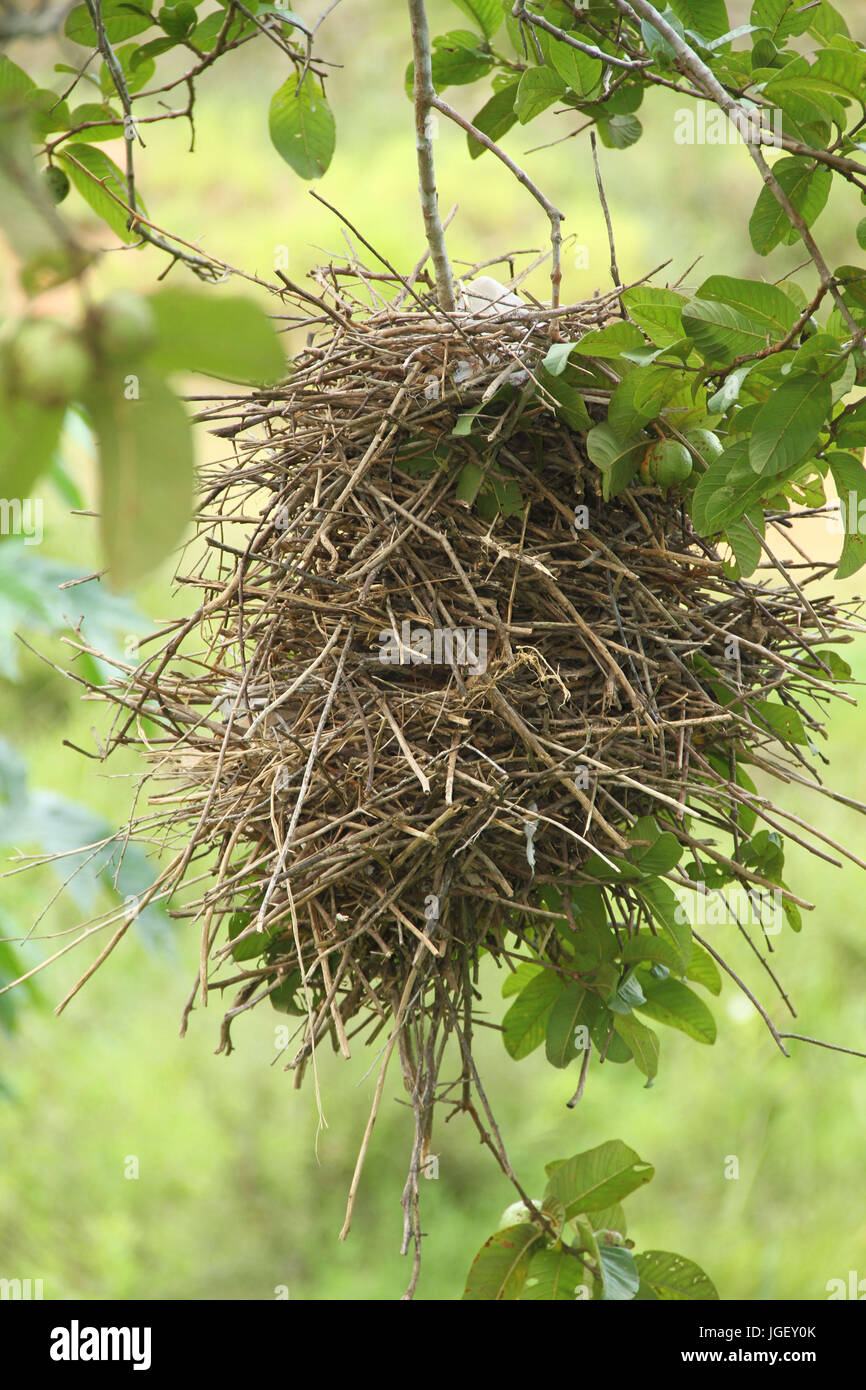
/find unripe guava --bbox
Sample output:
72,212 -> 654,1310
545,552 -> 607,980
646,439 -> 693,490
42,166 -> 70,205
91,290 -> 156,363
8,318 -> 90,406
685,429 -> 723,463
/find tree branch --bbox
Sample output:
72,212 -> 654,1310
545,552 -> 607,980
612,0 -> 863,339
431,94 -> 563,307
408,0 -> 457,312
512,1 -> 651,72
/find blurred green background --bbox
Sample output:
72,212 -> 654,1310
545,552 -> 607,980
1,0 -> 865,1301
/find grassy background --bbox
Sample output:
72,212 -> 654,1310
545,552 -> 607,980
1,0 -> 865,1301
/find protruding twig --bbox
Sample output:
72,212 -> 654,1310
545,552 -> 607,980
408,0 -> 458,312
431,94 -> 564,308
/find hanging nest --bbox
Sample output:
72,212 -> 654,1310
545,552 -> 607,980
76,261 -> 861,1241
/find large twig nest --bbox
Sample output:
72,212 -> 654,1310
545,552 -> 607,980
87,269 -> 856,1076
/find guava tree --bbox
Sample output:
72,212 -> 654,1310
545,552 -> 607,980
2,0 -> 866,1302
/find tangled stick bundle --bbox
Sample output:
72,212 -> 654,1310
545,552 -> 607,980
82,268 -> 860,1213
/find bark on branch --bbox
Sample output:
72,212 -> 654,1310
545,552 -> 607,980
408,0 -> 458,313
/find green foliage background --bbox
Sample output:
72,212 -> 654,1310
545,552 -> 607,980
1,0 -> 865,1300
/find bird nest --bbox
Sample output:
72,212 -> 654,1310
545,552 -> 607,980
77,264 -> 859,1250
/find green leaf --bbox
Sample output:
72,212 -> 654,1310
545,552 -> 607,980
749,157 -> 832,256
455,460 -> 484,504
612,1013 -> 660,1079
609,366 -> 681,439
752,0 -> 813,41
600,1244 -> 640,1300
502,968 -> 566,1059
707,364 -> 755,413
685,940 -> 722,995
753,699 -> 808,744
683,275 -> 798,365
545,982 -> 588,1068
467,81 -> 519,157
630,826 -> 683,876
590,1202 -> 628,1238
621,287 -> 689,348
636,977 -> 716,1044
148,289 -> 285,385
158,2 -> 196,38
830,451 -> 866,578
544,1140 -> 654,1219
0,54 -> 36,101
724,511 -> 762,579
269,969 -> 305,1013
56,144 -> 142,244
541,341 -> 577,376
87,371 -> 194,589
836,265 -> 866,310
619,933 -> 683,972
748,373 -> 830,475
515,65 -> 566,122
501,961 -> 543,998
835,400 -> 866,450
690,439 -> 774,533
636,878 -> 692,969
132,33 -> 183,64
548,40 -> 603,99
596,114 -> 643,149
522,1248 -> 583,1301
66,101 -> 124,143
451,0 -> 501,38
585,423 -> 645,499
669,0 -> 732,41
538,368 -> 592,431
0,398 -> 65,499
65,0 -> 154,46
463,1224 -> 543,1300
682,300 -> 764,365
0,112 -> 88,293
100,43 -> 156,95
573,322 -> 646,358
269,77 -> 335,180
421,30 -> 494,90
635,1249 -> 719,1300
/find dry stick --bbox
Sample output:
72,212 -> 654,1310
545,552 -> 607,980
778,1033 -> 866,1061
395,202 -> 459,310
55,851 -> 185,1014
287,883 -> 327,1139
590,130 -> 622,298
431,95 -> 564,309
339,916 -> 440,1241
408,0 -> 458,311
254,628 -> 355,931
613,0 -> 864,340
693,930 -> 790,1058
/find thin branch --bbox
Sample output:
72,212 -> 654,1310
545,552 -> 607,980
778,1033 -> 866,1060
513,1 -> 652,72
693,931 -> 790,1058
408,0 -> 458,312
590,130 -> 621,297
431,94 -> 563,307
612,0 -> 863,338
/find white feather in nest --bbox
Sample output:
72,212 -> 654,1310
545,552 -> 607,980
458,275 -> 528,318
